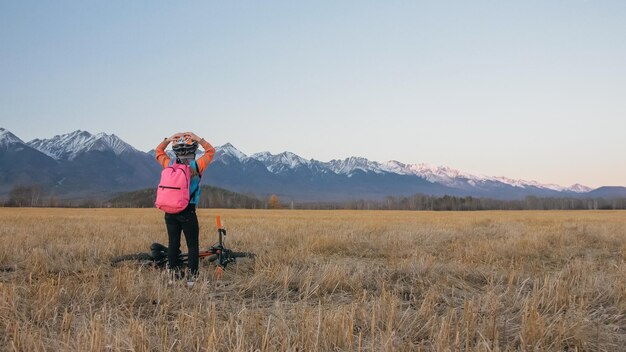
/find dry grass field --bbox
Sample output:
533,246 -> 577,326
0,208 -> 624,351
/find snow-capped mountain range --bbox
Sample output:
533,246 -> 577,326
2,127 -> 622,201
213,142 -> 591,193
28,130 -> 139,160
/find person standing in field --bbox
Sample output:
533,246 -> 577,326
155,132 -> 215,287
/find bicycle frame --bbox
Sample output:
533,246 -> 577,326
111,215 -> 254,272
151,215 -> 233,268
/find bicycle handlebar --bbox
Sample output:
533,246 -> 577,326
216,215 -> 222,229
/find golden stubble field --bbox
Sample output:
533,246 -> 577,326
0,208 -> 624,351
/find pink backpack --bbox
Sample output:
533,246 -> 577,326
155,162 -> 191,213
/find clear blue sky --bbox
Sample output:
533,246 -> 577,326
1,1 -> 625,187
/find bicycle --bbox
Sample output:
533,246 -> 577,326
111,215 -> 255,275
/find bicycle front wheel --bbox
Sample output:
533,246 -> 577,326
229,252 -> 255,259
206,251 -> 255,265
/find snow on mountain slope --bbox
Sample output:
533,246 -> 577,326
385,162 -> 590,193
0,127 -> 26,147
215,143 -> 247,160
566,183 -> 593,193
28,130 -> 92,159
488,176 -> 571,192
326,157 -> 386,175
240,147 -> 591,193
379,160 -> 411,175
251,151 -> 311,173
27,130 -> 139,160
93,132 -> 138,156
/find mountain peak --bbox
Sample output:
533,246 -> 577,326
250,150 -> 310,172
92,133 -> 137,155
567,183 -> 593,193
380,160 -> 409,174
251,151 -> 272,159
63,130 -> 92,138
27,130 -> 137,160
0,127 -> 25,147
216,143 -> 247,160
328,156 -> 384,174
280,151 -> 310,165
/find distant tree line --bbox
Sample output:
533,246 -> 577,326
0,184 -> 266,209
1,184 -> 116,208
305,194 -> 626,211
1,184 -> 625,210
109,186 -> 266,209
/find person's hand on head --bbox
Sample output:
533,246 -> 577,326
168,133 -> 184,142
184,132 -> 201,141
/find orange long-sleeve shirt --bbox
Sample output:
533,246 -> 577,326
155,138 -> 215,173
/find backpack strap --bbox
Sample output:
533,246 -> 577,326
194,161 -> 201,177
190,161 -> 202,201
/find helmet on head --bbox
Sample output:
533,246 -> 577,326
172,136 -> 198,160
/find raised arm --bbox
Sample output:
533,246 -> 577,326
156,133 -> 182,168
184,132 -> 215,173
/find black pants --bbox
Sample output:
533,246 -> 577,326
164,204 -> 199,277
